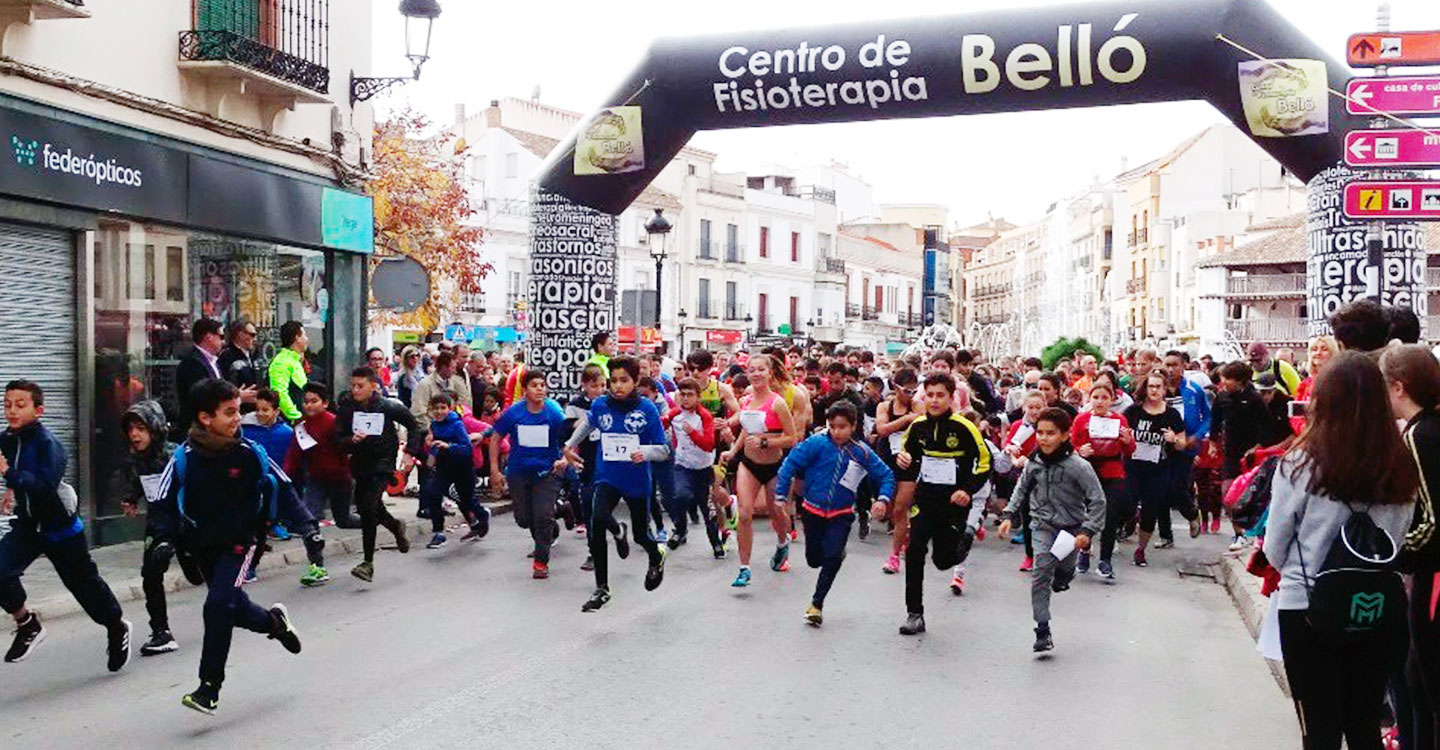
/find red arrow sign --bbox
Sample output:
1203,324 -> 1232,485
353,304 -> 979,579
1346,76 -> 1440,115
1345,130 -> 1440,167
1348,32 -> 1440,66
1343,181 -> 1440,220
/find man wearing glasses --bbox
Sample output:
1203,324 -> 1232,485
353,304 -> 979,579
216,319 -> 259,411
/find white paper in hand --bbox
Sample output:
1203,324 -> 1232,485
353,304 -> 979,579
295,423 -> 318,451
1009,422 -> 1036,448
1257,598 -> 1284,661
738,409 -> 768,435
352,412 -> 385,437
840,460 -> 867,492
139,474 -> 165,503
517,424 -> 550,448
919,455 -> 957,485
1050,530 -> 1077,560
601,432 -> 640,461
1132,442 -> 1163,463
887,430 -> 905,454
1088,416 -> 1121,439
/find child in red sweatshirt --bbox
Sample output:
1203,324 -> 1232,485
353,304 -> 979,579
284,383 -> 360,529
664,378 -> 725,557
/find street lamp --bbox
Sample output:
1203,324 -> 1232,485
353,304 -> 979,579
744,313 -> 755,343
645,208 -> 673,336
351,0 -> 443,105
677,308 -> 688,356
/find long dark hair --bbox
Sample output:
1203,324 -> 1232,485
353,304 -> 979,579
1292,351 -> 1417,505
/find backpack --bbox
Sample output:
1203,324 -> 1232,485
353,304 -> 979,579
1226,455 -> 1280,531
1298,503 -> 1406,640
171,439 -> 281,531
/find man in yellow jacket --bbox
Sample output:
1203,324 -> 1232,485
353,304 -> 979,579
268,321 -> 309,423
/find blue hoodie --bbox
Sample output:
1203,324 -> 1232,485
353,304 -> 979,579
241,415 -> 294,470
777,433 -> 896,517
576,394 -> 668,499
427,411 -> 475,467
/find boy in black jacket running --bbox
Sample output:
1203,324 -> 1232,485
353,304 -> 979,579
151,379 -> 302,714
334,366 -> 419,581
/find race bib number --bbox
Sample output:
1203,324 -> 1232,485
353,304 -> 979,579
1088,416 -> 1120,440
1133,442 -> 1163,463
295,423 -> 318,451
919,455 -> 957,485
601,432 -> 641,461
517,424 -> 550,448
887,431 -> 905,454
840,460 -> 867,492
739,409 -> 768,435
863,415 -> 876,437
1009,423 -> 1036,448
139,473 -> 164,503
352,412 -> 385,437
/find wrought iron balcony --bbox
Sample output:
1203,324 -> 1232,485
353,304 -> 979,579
179,0 -> 331,97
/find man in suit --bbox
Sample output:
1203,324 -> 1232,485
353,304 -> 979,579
173,318 -> 225,440
217,318 -> 261,413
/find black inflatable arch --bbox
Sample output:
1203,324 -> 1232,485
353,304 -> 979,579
538,0 -> 1357,214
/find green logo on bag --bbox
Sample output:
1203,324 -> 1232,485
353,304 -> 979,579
1350,592 -> 1385,625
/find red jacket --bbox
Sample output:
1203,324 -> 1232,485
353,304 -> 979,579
284,410 -> 350,483
1071,410 -> 1135,481
665,406 -> 716,453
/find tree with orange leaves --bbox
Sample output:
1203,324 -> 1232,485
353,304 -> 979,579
367,109 -> 489,332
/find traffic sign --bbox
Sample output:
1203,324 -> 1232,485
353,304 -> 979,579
1347,76 -> 1440,116
1348,31 -> 1440,67
1345,129 -> 1440,167
1343,181 -> 1440,220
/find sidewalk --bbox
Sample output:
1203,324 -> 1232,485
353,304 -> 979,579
14,493 -> 512,623
1217,542 -> 1291,698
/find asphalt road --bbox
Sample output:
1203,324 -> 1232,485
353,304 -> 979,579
0,517 -> 1298,749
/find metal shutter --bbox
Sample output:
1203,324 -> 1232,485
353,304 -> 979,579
0,223 -> 77,483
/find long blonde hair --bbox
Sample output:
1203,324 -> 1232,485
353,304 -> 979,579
1306,335 -> 1338,376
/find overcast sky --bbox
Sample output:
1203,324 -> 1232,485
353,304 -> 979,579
371,0 -> 1438,228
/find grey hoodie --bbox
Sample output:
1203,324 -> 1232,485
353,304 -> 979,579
1005,442 -> 1107,536
107,400 -> 177,510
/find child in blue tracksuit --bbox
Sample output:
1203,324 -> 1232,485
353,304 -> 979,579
564,356 -> 671,613
564,366 -> 608,571
777,401 -> 895,626
241,389 -> 294,541
420,393 -> 488,549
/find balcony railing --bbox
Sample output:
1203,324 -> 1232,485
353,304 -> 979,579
723,302 -> 747,321
1228,318 -> 1309,343
863,306 -> 880,321
180,0 -> 330,95
845,303 -> 861,319
1225,273 -> 1306,297
1126,278 -> 1145,294
698,241 -> 720,261
697,298 -> 729,319
973,282 -> 1012,298
1137,228 -> 1148,245
724,244 -> 744,263
816,256 -> 846,276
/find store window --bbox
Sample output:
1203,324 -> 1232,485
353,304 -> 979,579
91,220 -> 335,537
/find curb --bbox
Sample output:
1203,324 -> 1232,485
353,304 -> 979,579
31,499 -> 513,624
1217,547 -> 1291,698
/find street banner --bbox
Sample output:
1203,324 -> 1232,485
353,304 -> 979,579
1347,32 -> 1440,67
1346,76 -> 1440,116
1345,129 -> 1440,167
1343,180 -> 1440,219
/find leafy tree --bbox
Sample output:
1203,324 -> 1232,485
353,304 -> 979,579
1040,336 -> 1103,371
367,110 -> 489,332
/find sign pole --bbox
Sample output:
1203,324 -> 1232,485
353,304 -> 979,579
1365,1 -> 1391,302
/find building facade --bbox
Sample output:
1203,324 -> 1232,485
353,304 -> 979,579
0,1 -> 378,544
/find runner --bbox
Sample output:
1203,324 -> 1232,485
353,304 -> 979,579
418,393 -> 491,551
485,369 -> 568,579
564,356 -> 671,612
776,401 -> 895,626
112,401 -> 185,655
685,349 -> 742,546
151,379 -> 301,714
1122,371 -> 1186,568
334,366 -> 416,582
949,409 -> 1010,595
564,365 -> 607,571
1004,390 -> 1046,571
665,378 -> 725,556
721,354 -> 799,588
875,373 -> 991,636
874,368 -> 923,573
1071,381 -> 1135,582
999,407 -> 1107,653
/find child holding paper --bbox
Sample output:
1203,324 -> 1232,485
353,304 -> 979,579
1121,371 -> 1186,568
1071,381 -> 1136,582
999,407 -> 1107,653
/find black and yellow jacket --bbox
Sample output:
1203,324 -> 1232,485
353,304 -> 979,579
896,410 -> 991,498
1402,409 -> 1440,572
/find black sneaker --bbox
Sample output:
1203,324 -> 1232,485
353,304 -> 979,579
389,520 -> 410,554
614,522 -> 631,560
140,629 -> 178,656
581,587 -> 611,613
899,613 -> 926,636
107,619 -> 133,672
644,548 -> 668,591
667,533 -> 686,551
182,681 -> 221,715
1033,624 -> 1054,652
267,604 -> 302,654
4,612 -> 45,662
1051,572 -> 1073,593
712,543 -> 726,560
858,518 -> 870,540
580,555 -> 595,571
558,502 -> 576,531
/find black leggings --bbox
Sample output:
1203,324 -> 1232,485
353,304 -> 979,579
1128,465 -> 1171,534
589,483 -> 662,590
355,473 -> 402,563
1280,608 -> 1407,750
1407,570 -> 1440,750
1097,478 -> 1131,563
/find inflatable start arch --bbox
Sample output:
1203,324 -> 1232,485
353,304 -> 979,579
524,0 -> 1424,395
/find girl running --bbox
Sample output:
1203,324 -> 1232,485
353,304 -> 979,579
1122,371 -> 1186,568
722,354 -> 798,587
1071,381 -> 1135,581
874,369 -> 923,574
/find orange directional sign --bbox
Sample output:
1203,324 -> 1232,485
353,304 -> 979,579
1348,32 -> 1440,67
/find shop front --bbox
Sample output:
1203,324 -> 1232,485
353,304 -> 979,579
0,94 -> 372,545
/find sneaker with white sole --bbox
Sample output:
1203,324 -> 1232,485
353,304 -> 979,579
5,612 -> 45,663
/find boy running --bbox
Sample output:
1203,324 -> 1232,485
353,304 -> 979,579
151,379 -> 302,713
1000,407 -> 1107,653
874,373 -> 991,636
335,366 -> 418,582
564,365 -> 607,571
665,378 -> 725,557
777,401 -> 895,626
420,394 -> 491,550
486,369 -> 568,579
0,380 -> 131,670
564,356 -> 671,612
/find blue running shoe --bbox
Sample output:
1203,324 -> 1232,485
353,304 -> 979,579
770,543 -> 791,572
270,524 -> 291,541
426,533 -> 448,549
732,567 -> 752,587
655,528 -> 669,545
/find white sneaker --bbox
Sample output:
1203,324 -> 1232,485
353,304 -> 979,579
1228,535 -> 1248,551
